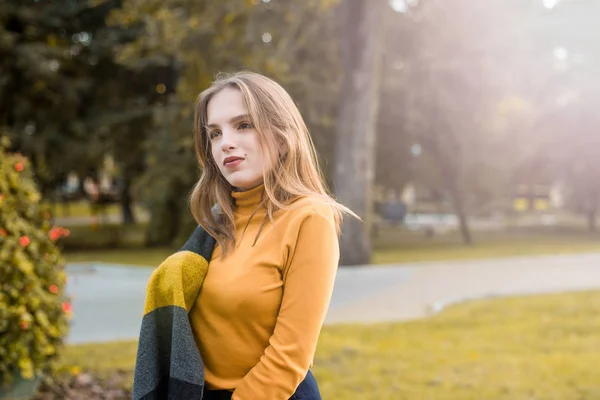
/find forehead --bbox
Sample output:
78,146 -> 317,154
206,87 -> 247,124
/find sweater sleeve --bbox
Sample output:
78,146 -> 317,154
231,206 -> 340,399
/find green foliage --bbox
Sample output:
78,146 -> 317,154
0,0 -> 105,188
0,136 -> 70,387
0,0 -> 157,198
110,0 -> 342,245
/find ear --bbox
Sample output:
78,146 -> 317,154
277,136 -> 288,158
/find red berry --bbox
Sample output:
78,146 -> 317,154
49,284 -> 59,294
14,162 -> 24,172
62,302 -> 72,313
49,228 -> 60,241
49,226 -> 70,241
19,236 -> 30,247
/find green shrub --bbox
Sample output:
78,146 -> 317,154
0,137 -> 70,388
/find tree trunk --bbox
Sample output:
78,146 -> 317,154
120,175 -> 136,225
588,209 -> 597,233
333,0 -> 386,266
432,140 -> 473,246
450,185 -> 473,245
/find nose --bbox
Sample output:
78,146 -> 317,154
220,129 -> 237,152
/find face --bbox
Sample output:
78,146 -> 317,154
206,87 -> 265,191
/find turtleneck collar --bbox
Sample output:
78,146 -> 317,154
231,184 -> 265,215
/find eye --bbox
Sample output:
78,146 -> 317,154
208,129 -> 221,140
238,122 -> 253,130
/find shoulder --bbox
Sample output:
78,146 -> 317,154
275,195 -> 338,240
277,196 -> 340,270
283,195 -> 335,224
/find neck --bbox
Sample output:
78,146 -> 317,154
231,184 -> 265,215
233,181 -> 265,192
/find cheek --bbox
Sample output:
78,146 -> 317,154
249,135 -> 264,157
210,143 -> 221,162
252,142 -> 267,169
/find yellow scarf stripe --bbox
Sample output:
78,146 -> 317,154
143,250 -> 210,315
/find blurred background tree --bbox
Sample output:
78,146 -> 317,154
108,0 -> 343,245
3,0 -> 600,263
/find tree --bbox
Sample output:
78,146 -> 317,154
536,104 -> 600,232
0,0 -> 104,191
379,0 -> 525,245
110,0 -> 343,245
0,136 -> 70,389
333,0 -> 386,265
0,0 -> 163,225
499,0 -> 600,232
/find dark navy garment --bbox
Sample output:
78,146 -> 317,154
289,369 -> 321,400
202,370 -> 321,400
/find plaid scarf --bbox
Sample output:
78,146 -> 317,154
132,225 -> 215,400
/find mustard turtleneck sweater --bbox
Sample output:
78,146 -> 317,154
189,185 -> 340,399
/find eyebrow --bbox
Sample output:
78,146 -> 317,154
206,114 -> 251,129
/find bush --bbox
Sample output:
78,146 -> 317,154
0,137 -> 71,388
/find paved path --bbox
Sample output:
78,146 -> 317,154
326,252 -> 600,324
65,253 -> 600,344
66,265 -> 152,344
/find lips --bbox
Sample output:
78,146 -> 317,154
223,156 -> 244,167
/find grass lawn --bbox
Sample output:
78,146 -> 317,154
43,201 -> 121,218
372,231 -> 600,264
64,247 -> 175,266
43,201 -> 148,219
64,228 -> 600,267
60,290 -> 600,399
368,226 -> 600,264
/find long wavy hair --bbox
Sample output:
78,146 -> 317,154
189,71 -> 356,256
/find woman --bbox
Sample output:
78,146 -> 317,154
189,71 -> 355,400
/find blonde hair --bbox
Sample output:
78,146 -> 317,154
189,71 -> 356,256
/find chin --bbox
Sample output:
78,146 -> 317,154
227,178 -> 252,191
224,171 -> 263,190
